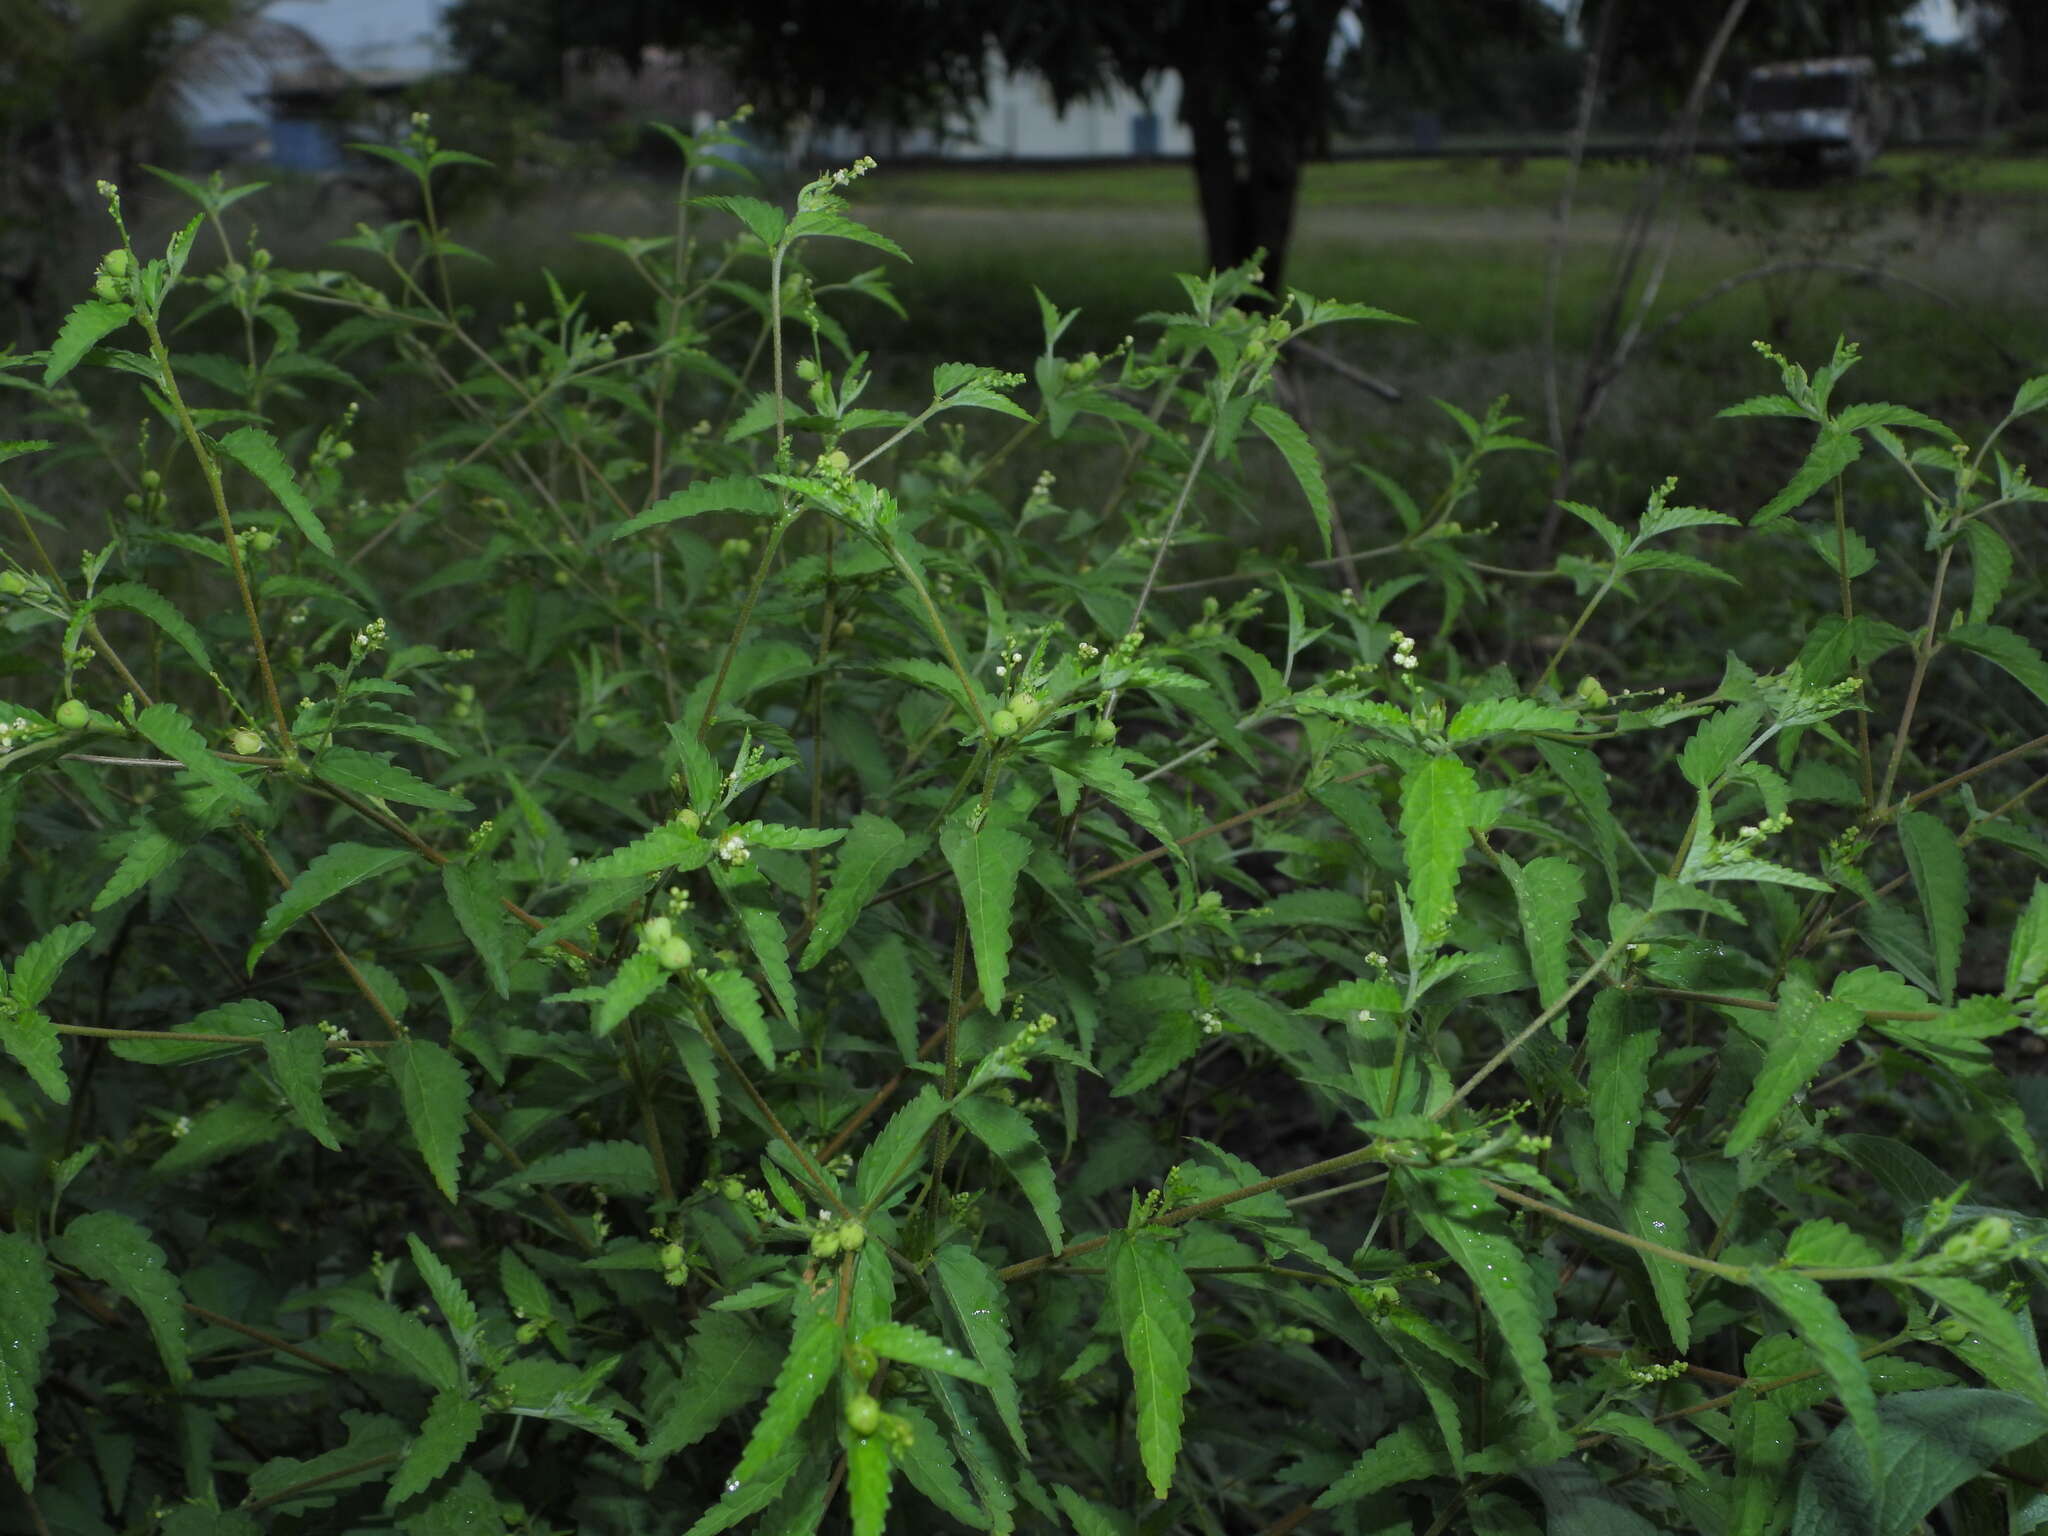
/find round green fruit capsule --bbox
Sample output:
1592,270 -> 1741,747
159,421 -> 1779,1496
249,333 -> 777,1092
0,571 -> 29,596
55,699 -> 89,731
230,729 -> 263,756
838,1221 -> 866,1252
849,1342 -> 880,1382
989,709 -> 1019,738
1091,717 -> 1115,745
101,249 -> 130,278
141,469 -> 161,491
655,935 -> 693,972
845,1393 -> 882,1437
1007,691 -> 1040,726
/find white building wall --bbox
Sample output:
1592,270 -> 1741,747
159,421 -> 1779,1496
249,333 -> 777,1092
948,68 -> 1190,158
178,0 -> 454,129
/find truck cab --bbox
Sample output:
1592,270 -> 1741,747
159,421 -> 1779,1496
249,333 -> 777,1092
1734,56 -> 1884,180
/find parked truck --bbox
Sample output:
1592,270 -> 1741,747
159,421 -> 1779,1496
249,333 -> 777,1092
1734,56 -> 1884,180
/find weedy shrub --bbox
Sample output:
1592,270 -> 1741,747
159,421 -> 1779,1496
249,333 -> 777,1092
3,117 -> 2048,1536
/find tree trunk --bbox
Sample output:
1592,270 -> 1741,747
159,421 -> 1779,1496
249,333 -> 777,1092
1174,0 -> 1341,301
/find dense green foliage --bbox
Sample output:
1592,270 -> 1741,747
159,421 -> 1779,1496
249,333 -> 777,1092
3,118 -> 2048,1534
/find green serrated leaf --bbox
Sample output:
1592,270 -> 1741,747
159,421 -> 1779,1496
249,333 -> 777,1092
951,1095 -> 1063,1252
1591,1408 -> 1705,1484
1587,990 -> 1658,1196
701,968 -> 775,1069
1249,401 -> 1332,556
319,747 -> 472,812
405,1233 -> 480,1353
1730,1390 -> 1795,1536
44,299 -> 132,386
728,1301 -> 841,1490
800,813 -> 917,969
324,1291 -> 460,1392
387,1389 -> 483,1506
1754,429 -> 1861,527
846,1425 -> 893,1536
52,1210 -> 188,1383
940,812 -> 1031,1010
932,1245 -> 1027,1455
2008,883 -> 2048,996
0,1232 -> 55,1489
1399,754 -> 1478,948
735,897 -> 799,1022
1108,1231 -> 1194,1500
1726,980 -> 1862,1158
1788,1388 -> 2048,1536
1947,622 -> 2048,709
442,861 -> 518,1000
503,1140 -> 656,1197
216,425 -> 333,555
248,842 -> 410,971
571,949 -> 663,1037
1678,703 -> 1763,790
1897,811 -> 1967,1004
855,1086 -> 946,1210
1315,1419 -> 1444,1507
1400,1166 -> 1556,1431
1620,1134 -> 1693,1353
892,1400 -> 991,1530
0,1003 -> 65,1104
695,195 -> 787,248
389,1039 -> 470,1203
1752,1269 -> 1880,1476
1507,854 -> 1584,1010
247,1410 -> 407,1514
646,1312 -> 781,1462
1912,1276 -> 2048,1414
264,1026 -> 342,1149
83,582 -> 213,674
613,474 -> 779,538
93,821 -> 187,912
863,1321 -> 988,1383
135,701 -> 264,813
1447,699 -> 1579,743
573,821 -> 714,882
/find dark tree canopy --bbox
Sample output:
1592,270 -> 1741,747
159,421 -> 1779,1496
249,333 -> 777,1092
446,0 -> 1557,294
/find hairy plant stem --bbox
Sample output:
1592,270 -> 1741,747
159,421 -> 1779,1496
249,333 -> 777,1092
1876,540 -> 1957,808
997,1141 -> 1391,1283
695,1007 -> 849,1218
1833,478 -> 1876,802
135,307 -> 292,751
1436,915 -> 1646,1121
53,1022 -> 391,1049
